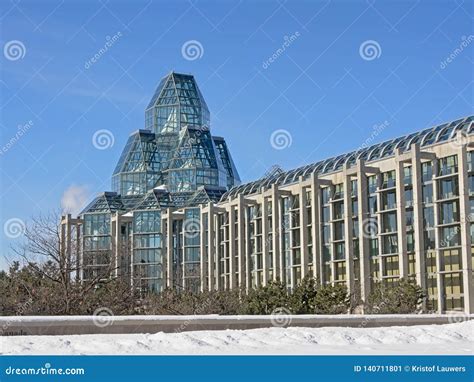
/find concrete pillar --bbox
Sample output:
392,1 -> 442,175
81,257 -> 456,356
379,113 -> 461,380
237,195 -> 246,288
199,205 -> 207,292
357,160 -> 370,303
299,181 -> 309,282
215,211 -> 222,291
343,169 -> 355,298
228,206 -> 236,289
310,173 -> 322,282
60,214 -> 73,283
457,140 -> 473,314
329,186 -> 336,284
432,160 -> 444,313
271,185 -> 281,281
411,144 -> 426,296
395,149 -> 408,278
76,222 -> 81,283
244,205 -> 251,291
207,203 -> 215,291
166,208 -> 173,289
111,213 -> 120,278
262,197 -> 269,286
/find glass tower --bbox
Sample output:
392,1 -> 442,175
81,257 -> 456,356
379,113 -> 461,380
79,72 -> 241,292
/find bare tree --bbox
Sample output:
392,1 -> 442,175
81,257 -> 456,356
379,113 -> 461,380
10,210 -> 122,314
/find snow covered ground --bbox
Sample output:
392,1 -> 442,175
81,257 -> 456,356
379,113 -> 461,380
2,321 -> 472,355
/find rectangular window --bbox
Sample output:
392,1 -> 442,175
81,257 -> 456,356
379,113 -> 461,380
404,166 -> 412,185
440,225 -> 461,247
422,184 -> 433,203
438,155 -> 458,176
382,234 -> 398,254
439,201 -> 460,225
382,191 -> 396,210
382,170 -> 396,189
422,161 -> 433,182
438,178 -> 459,200
382,212 -> 397,233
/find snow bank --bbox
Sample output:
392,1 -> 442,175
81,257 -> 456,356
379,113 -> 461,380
2,321 -> 472,355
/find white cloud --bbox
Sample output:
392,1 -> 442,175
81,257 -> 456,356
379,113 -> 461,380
61,185 -> 90,216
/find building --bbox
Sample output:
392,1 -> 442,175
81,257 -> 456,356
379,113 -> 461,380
61,71 -> 474,314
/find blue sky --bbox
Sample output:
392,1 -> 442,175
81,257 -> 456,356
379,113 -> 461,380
1,0 -> 473,269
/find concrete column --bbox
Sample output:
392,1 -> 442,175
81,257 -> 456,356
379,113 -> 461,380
166,208 -> 173,289
271,185 -> 281,281
376,177 -> 383,279
299,182 -> 309,282
262,197 -> 269,286
215,212 -> 222,291
244,205 -> 251,291
329,186 -> 336,284
343,170 -> 355,298
207,203 -> 215,291
432,161 -> 444,313
75,222 -> 81,283
278,193 -> 286,282
395,149 -> 408,278
199,205 -> 207,292
356,161 -> 370,303
237,195 -> 246,288
411,144 -> 426,293
111,213 -> 121,278
59,214 -> 77,282
457,140 -> 473,314
228,206 -> 236,289
310,173 -> 322,282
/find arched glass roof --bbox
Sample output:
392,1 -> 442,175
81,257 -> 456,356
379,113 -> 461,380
220,116 -> 473,201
